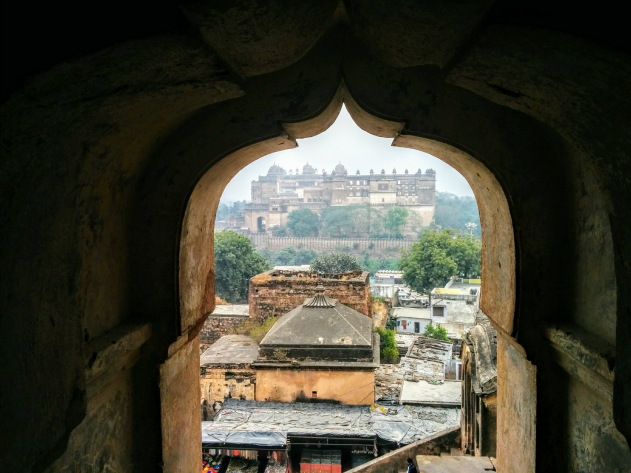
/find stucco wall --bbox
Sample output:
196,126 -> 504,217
256,369 -> 375,405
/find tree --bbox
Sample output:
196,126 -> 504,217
383,206 -> 409,238
320,205 -> 373,237
449,233 -> 481,278
214,230 -> 270,302
310,253 -> 362,273
295,248 -> 317,265
398,228 -> 480,294
320,206 -> 353,236
274,246 -> 297,265
423,324 -> 449,341
271,225 -> 288,237
286,209 -> 320,237
433,192 -> 481,237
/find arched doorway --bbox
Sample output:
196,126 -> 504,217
257,216 -> 266,233
177,87 -> 521,472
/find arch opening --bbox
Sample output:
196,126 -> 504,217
177,90 -> 520,471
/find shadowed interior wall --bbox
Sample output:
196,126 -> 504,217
1,2 -> 630,472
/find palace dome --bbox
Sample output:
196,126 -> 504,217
334,163 -> 347,175
267,164 -> 287,176
302,163 -> 316,174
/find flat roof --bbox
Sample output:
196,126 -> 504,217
210,304 -> 250,317
392,307 -> 431,320
400,380 -> 462,406
203,398 -> 460,447
200,335 -> 259,365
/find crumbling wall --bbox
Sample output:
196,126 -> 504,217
200,367 -> 256,407
249,270 -> 371,320
200,315 -> 249,348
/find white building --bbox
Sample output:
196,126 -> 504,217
392,307 -> 432,334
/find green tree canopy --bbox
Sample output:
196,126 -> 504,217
383,207 -> 409,238
310,252 -> 362,273
214,230 -> 270,302
320,205 -> 373,237
374,327 -> 399,363
423,324 -> 450,341
271,225 -> 288,237
433,192 -> 481,237
286,209 -> 320,237
216,200 -> 247,222
398,228 -> 481,294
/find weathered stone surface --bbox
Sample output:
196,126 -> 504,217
249,270 -> 372,320
1,1 -> 631,471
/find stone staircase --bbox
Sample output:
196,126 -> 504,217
413,450 -> 496,472
397,449 -> 496,473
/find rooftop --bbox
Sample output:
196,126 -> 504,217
261,294 -> 372,347
210,304 -> 250,317
392,307 -> 431,320
202,398 -> 459,448
200,335 -> 259,366
400,380 -> 462,407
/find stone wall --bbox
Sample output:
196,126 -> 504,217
200,315 -> 249,348
200,367 -> 256,408
248,235 -> 412,256
248,270 -> 372,321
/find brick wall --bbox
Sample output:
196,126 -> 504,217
248,270 -> 372,321
200,315 -> 249,347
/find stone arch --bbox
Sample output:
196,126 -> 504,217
176,81 -> 519,469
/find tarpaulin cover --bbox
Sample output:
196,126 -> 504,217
202,399 -> 459,448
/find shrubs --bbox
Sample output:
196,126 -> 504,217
374,327 -> 399,363
233,316 -> 278,343
310,253 -> 361,273
423,323 -> 449,341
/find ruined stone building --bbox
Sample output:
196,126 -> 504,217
200,334 -> 259,416
2,1 -> 630,472
253,288 -> 378,405
249,269 -> 372,321
243,163 -> 436,234
200,290 -> 378,409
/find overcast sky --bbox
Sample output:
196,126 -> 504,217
220,105 -> 474,203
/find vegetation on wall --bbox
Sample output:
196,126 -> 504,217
232,316 -> 279,344
310,252 -> 362,273
374,327 -> 399,363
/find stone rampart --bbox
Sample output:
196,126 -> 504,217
248,235 -> 413,255
200,315 -> 249,347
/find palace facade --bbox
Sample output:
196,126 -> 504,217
243,162 -> 436,234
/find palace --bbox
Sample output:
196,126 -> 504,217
244,162 -> 436,234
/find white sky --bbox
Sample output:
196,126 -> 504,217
220,105 -> 474,203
